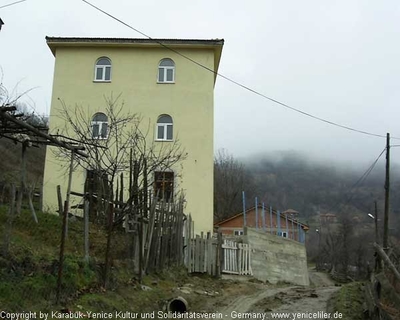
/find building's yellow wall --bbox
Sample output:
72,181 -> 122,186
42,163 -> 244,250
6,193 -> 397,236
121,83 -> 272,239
43,44 -> 218,233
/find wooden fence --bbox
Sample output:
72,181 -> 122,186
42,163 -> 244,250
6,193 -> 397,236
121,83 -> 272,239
140,197 -> 185,274
222,240 -> 252,275
184,215 -> 252,276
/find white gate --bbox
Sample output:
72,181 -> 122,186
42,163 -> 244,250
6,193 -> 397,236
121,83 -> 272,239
222,240 -> 252,275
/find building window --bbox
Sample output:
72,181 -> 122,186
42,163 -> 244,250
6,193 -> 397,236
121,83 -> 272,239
158,58 -> 175,83
281,232 -> 288,238
156,114 -> 173,141
154,171 -> 174,201
234,230 -> 244,236
91,112 -> 108,139
94,57 -> 111,81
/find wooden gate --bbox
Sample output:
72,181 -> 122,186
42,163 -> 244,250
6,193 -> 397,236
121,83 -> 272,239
184,216 -> 253,276
222,240 -> 252,275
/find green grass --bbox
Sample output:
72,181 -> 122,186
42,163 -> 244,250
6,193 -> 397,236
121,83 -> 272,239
0,205 -> 107,311
0,205 -> 195,314
330,282 -> 365,320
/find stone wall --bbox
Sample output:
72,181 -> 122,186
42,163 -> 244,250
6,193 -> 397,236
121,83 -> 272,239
243,227 -> 309,286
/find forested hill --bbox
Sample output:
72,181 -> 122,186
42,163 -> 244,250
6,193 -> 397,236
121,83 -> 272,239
214,150 -> 400,229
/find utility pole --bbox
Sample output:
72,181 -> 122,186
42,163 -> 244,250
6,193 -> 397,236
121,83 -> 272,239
374,200 -> 381,272
383,133 -> 390,252
374,201 -> 378,243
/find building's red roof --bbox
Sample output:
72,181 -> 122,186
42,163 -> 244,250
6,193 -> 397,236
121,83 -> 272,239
215,205 -> 309,229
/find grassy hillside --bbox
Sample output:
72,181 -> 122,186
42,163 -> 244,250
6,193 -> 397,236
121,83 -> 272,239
0,206 -> 227,313
0,203 -> 177,312
0,205 -> 106,311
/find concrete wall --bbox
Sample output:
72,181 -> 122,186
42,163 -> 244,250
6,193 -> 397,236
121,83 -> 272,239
243,227 -> 309,286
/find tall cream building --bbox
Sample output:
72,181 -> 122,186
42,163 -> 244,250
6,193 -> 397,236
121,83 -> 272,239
43,37 -> 224,233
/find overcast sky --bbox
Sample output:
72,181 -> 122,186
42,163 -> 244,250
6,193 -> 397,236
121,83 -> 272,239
1,0 -> 400,167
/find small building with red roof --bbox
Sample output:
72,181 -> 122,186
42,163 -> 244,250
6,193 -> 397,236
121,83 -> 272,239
214,205 -> 308,243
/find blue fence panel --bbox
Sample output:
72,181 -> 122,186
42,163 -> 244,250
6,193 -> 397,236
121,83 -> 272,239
270,207 -> 273,234
285,214 -> 289,237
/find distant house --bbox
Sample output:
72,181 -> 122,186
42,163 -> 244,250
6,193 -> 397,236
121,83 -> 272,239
214,205 -> 309,243
319,213 -> 337,224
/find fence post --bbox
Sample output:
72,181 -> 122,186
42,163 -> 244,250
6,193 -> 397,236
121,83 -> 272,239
56,185 -> 63,217
186,214 -> 192,271
84,198 -> 90,263
56,200 -> 68,304
262,202 -> 266,231
2,184 -> 16,256
16,143 -> 27,215
270,206 -> 273,234
206,231 -> 211,275
104,202 -> 114,289
216,230 -> 223,278
285,214 -> 288,237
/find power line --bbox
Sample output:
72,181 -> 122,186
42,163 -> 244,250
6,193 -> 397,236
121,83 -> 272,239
325,147 -> 386,215
0,0 -> 27,9
82,0 -> 400,140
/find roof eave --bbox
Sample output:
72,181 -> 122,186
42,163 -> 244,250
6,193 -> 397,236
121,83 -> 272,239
46,36 -> 224,55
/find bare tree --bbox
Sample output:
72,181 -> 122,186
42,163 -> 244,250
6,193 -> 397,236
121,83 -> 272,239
52,94 -> 188,286
214,149 -> 254,222
53,94 -> 187,224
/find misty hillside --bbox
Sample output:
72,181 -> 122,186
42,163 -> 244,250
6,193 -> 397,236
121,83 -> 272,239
215,150 -> 400,236
246,151 -> 400,218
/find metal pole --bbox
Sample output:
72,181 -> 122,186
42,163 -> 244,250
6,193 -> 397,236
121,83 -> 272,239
262,202 -> 266,231
317,229 -> 321,270
270,206 -> 273,234
374,201 -> 378,243
374,201 -> 381,272
277,210 -> 281,236
242,191 -> 246,227
383,133 -> 390,252
255,197 -> 258,229
285,214 -> 288,237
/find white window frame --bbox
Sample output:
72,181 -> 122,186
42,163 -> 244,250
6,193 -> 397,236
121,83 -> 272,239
91,113 -> 108,140
281,231 -> 288,238
157,59 -> 175,83
156,115 -> 173,141
94,57 -> 112,82
234,230 -> 244,236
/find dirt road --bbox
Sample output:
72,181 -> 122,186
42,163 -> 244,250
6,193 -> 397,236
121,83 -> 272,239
198,270 -> 340,320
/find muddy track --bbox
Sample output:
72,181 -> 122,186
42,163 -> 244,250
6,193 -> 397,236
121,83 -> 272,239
215,271 -> 339,320
218,286 -> 296,319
